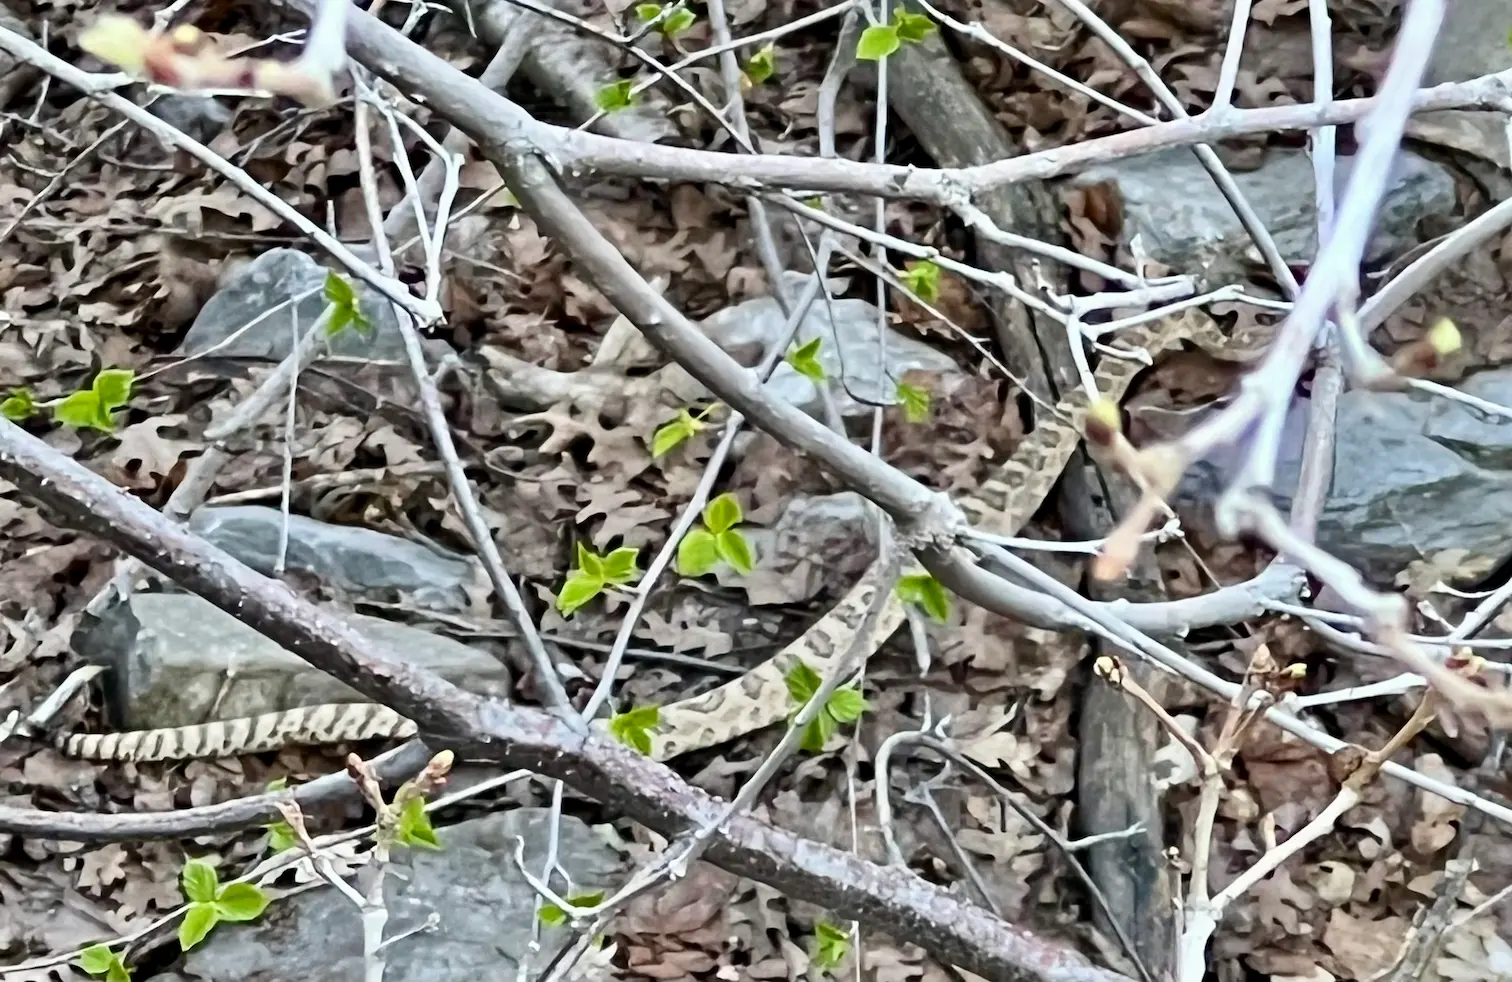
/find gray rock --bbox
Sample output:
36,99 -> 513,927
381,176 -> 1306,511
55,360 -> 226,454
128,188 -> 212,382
146,94 -> 231,145
177,249 -> 408,362
701,271 -> 965,418
1177,368 -> 1512,583
1069,149 -> 1456,285
181,809 -> 624,982
1411,0 -> 1512,182
1427,0 -> 1511,85
190,505 -> 482,612
74,593 -> 511,731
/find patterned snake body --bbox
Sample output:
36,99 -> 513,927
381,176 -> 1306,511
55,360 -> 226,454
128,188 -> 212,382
60,310 -> 1268,763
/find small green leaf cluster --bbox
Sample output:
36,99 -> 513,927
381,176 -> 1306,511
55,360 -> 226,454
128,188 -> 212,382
323,271 -> 372,338
594,79 -> 637,112
262,778 -> 297,853
11,368 -> 136,434
785,337 -> 825,383
76,944 -> 131,982
855,9 -> 935,60
898,259 -> 940,304
557,542 -> 640,616
677,492 -> 755,577
538,890 -> 606,928
651,405 -> 716,458
784,660 -> 868,754
396,795 -> 441,849
743,43 -> 776,85
896,572 -> 950,622
608,704 -> 661,755
811,920 -> 851,973
1,387 -> 34,422
635,1 -> 696,36
894,380 -> 930,423
377,755 -> 449,854
178,858 -> 271,951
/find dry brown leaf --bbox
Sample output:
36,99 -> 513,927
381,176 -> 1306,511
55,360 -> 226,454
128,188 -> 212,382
622,862 -> 739,936
1409,753 -> 1465,854
1252,867 -> 1316,934
105,415 -> 198,489
1324,909 -> 1410,980
1308,860 -> 1356,906
75,844 -> 129,894
1434,915 -> 1512,981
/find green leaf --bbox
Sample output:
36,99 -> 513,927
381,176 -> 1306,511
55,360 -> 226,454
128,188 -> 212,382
594,79 -> 636,112
826,687 -> 868,724
397,795 -> 442,849
855,24 -> 899,60
568,890 -> 606,908
214,882 -> 270,922
609,704 -> 660,755
556,572 -> 604,617
634,2 -> 661,20
676,528 -> 721,578
813,920 -> 851,970
54,389 -> 114,433
799,709 -> 838,753
575,541 -> 605,579
323,271 -> 373,337
601,546 -> 640,584
785,337 -> 826,383
178,903 -> 219,951
0,388 -> 34,422
266,777 -> 288,792
743,43 -> 776,85
652,408 -> 703,457
538,903 -> 568,927
892,9 -> 935,43
714,529 -> 755,575
92,368 -> 134,410
265,822 -> 297,853
896,381 -> 931,423
324,268 -> 357,310
77,944 -> 115,976
784,659 -> 821,705
702,492 -> 743,534
78,945 -> 132,982
899,259 -> 941,304
181,858 -> 220,904
896,573 -> 951,623
325,305 -> 354,338
660,6 -> 695,35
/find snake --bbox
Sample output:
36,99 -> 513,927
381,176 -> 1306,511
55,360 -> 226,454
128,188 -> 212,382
59,308 -> 1272,763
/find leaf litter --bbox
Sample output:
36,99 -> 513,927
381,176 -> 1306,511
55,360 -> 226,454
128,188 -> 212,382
0,0 -> 1508,977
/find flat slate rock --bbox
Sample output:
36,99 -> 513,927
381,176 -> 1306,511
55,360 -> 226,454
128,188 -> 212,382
180,809 -> 625,982
74,593 -> 511,731
190,505 -> 482,612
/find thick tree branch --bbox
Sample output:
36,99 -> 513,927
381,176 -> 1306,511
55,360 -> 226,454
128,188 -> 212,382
262,0 -> 1512,203
0,420 -> 1129,982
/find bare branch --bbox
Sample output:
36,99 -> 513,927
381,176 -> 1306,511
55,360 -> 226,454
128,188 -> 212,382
0,420 -> 1131,982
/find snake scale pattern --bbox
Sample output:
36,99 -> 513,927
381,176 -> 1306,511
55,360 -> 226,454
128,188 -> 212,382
60,309 -> 1270,763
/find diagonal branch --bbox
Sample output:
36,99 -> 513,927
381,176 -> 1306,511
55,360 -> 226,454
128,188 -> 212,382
264,0 -> 1512,202
0,419 -> 1130,982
